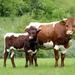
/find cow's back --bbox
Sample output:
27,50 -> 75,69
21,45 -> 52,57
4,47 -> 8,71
37,21 -> 67,44
37,25 -> 54,43
5,35 -> 28,49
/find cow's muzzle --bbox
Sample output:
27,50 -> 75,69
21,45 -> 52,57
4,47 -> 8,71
29,36 -> 33,39
66,30 -> 73,35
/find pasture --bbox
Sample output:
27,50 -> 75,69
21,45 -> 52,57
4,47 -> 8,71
0,0 -> 75,75
0,58 -> 75,75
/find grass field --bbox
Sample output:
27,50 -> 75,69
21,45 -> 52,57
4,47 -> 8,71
0,58 -> 75,75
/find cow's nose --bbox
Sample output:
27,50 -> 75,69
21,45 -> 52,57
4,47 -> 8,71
29,36 -> 33,39
66,30 -> 73,35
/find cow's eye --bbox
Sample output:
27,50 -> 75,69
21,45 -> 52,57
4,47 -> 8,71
66,25 -> 68,27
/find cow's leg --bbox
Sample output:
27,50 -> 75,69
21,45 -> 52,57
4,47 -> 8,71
25,53 -> 29,67
10,49 -> 15,68
54,45 -> 60,67
61,53 -> 65,67
28,54 -> 33,65
3,49 -> 8,67
33,54 -> 38,67
54,49 -> 59,67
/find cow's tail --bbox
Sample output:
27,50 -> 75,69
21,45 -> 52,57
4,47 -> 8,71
3,35 -> 6,54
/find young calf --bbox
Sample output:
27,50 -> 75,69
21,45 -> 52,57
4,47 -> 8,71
25,26 -> 40,67
24,36 -> 38,67
4,27 -> 39,67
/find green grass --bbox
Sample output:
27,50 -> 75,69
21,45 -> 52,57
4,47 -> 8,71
0,58 -> 75,75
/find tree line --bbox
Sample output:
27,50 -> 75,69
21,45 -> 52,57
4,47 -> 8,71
0,0 -> 75,20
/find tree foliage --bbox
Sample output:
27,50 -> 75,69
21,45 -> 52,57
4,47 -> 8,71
0,0 -> 75,19
0,0 -> 75,58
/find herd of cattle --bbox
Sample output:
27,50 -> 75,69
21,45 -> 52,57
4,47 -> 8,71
3,17 -> 75,68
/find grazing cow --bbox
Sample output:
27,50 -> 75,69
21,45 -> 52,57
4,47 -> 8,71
3,27 -> 39,67
25,18 -> 75,67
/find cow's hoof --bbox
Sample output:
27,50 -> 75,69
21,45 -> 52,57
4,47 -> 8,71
55,64 -> 58,67
25,65 -> 28,68
3,65 -> 6,67
13,65 -> 16,68
61,64 -> 64,67
29,63 -> 33,66
35,64 -> 38,67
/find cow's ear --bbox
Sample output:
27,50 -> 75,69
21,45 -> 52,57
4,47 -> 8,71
60,20 -> 66,25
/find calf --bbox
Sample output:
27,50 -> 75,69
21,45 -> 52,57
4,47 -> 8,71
24,37 -> 38,67
3,29 -> 39,67
25,26 -> 40,67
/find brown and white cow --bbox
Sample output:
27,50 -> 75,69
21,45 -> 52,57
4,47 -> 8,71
25,18 -> 75,67
3,28 -> 39,67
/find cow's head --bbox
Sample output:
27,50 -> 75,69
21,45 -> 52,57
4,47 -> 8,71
60,18 -> 75,36
63,18 -> 75,35
25,26 -> 40,39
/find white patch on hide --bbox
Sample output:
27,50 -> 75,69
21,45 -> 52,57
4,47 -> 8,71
29,36 -> 33,39
26,21 -> 60,29
54,45 -> 60,50
27,19 -> 68,29
63,18 -> 67,21
24,32 -> 29,36
7,49 -> 10,52
41,21 -> 59,27
3,50 -> 5,54
28,50 -> 33,53
10,52 -> 14,58
61,50 -> 67,54
10,46 -> 15,50
66,30 -> 73,35
51,21 -> 59,27
4,32 -> 29,38
59,45 -> 68,54
43,41 -> 53,48
32,50 -> 37,54
27,49 -> 37,56
26,22 -> 41,29
41,21 -> 59,26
